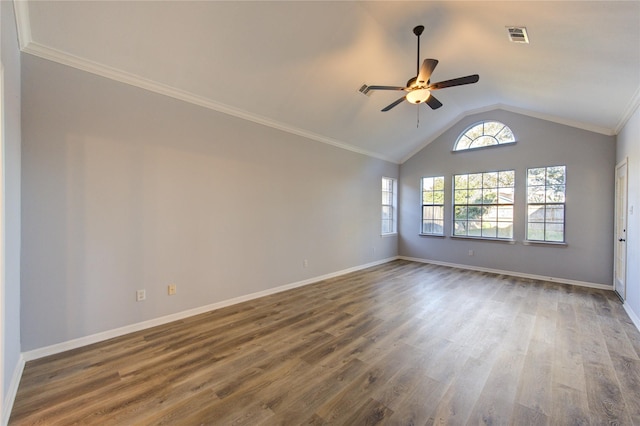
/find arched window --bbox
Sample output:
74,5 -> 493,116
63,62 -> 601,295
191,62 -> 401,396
454,121 -> 515,151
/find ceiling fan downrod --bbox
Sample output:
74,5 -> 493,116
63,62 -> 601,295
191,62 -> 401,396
413,25 -> 425,77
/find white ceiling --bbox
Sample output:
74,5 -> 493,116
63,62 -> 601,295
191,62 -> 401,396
15,1 -> 640,163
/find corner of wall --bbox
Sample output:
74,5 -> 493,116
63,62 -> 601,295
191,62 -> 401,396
1,354 -> 24,426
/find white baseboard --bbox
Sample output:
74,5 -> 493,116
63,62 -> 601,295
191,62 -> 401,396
623,302 -> 640,332
399,256 -> 613,291
1,354 -> 25,426
22,257 -> 398,362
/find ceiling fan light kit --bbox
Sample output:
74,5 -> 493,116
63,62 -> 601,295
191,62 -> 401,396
366,25 -> 479,113
406,88 -> 431,104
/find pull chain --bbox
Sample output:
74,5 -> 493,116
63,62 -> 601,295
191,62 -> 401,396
417,105 -> 420,128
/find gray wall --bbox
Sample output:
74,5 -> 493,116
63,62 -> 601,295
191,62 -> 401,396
616,107 -> 640,321
400,109 -> 616,285
21,54 -> 398,351
2,0 -> 22,411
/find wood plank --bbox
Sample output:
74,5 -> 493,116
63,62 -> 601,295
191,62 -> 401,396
9,260 -> 640,425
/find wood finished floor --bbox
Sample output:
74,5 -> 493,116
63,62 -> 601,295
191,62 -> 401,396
10,260 -> 640,425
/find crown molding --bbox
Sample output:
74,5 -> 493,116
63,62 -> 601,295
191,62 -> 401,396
13,0 -> 32,50
400,103 -> 616,164
19,39 -> 399,164
615,85 -> 640,134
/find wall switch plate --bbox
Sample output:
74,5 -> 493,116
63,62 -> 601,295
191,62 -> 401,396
136,289 -> 146,302
168,284 -> 177,295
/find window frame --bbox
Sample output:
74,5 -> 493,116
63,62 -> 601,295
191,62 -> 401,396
420,176 -> 445,236
453,120 -> 516,152
525,165 -> 567,244
381,177 -> 397,236
452,169 -> 515,241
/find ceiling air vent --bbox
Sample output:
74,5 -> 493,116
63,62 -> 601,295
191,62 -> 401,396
507,26 -> 529,44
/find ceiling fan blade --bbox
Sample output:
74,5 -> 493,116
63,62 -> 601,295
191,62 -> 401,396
426,94 -> 443,110
381,96 -> 407,112
429,74 -> 479,90
368,85 -> 406,91
417,59 -> 439,85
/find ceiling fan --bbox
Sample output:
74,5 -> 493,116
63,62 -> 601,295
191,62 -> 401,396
367,25 -> 479,112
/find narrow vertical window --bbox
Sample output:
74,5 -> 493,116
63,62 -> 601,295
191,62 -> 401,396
381,177 -> 397,235
421,176 -> 445,235
527,166 -> 566,242
453,170 -> 515,239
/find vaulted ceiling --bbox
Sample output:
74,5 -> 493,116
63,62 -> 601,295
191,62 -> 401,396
15,1 -> 640,163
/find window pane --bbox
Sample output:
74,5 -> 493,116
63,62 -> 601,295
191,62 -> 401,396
527,166 -> 565,242
433,191 -> 445,204
466,123 -> 484,140
422,176 -> 444,235
382,177 -> 396,234
470,135 -> 497,148
468,173 -> 483,189
545,224 -> 564,242
498,188 -> 514,204
497,223 -> 513,239
484,121 -> 504,136
528,222 -> 545,240
546,205 -> 564,223
382,206 -> 392,220
454,221 -> 468,235
422,206 -> 434,220
433,176 -> 445,190
546,185 -> 565,203
454,121 -> 515,151
453,168 -> 514,240
454,174 -> 468,188
496,126 -> 515,144
482,223 -> 498,238
423,191 -> 434,204
498,206 -> 513,221
482,206 -> 498,221
528,187 -> 545,203
454,189 -> 468,204
499,170 -> 515,187
382,192 -> 392,205
422,177 -> 434,190
483,172 -> 498,188
469,189 -> 483,204
455,206 -> 468,220
546,166 -> 566,185
467,207 -> 483,220
528,168 -> 545,186
468,221 -> 482,236
482,188 -> 498,204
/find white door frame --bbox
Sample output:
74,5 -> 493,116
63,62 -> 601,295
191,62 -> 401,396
614,158 -> 628,300
0,61 -> 5,419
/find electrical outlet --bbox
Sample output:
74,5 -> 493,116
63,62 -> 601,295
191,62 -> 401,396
468,249 -> 474,256
136,289 -> 146,302
168,284 -> 177,295
303,259 -> 308,268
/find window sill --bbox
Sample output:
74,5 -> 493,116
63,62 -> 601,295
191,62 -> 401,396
419,233 -> 445,238
450,235 -> 516,244
381,233 -> 398,238
523,240 -> 567,247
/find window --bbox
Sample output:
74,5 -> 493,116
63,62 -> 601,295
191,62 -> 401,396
453,170 -> 515,239
454,121 -> 515,151
527,166 -> 566,242
421,176 -> 445,235
381,177 -> 397,235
